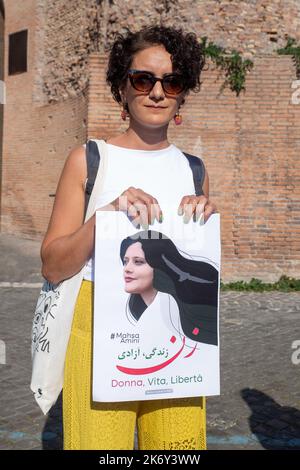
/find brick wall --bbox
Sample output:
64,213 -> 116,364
88,53 -> 300,282
0,7 -> 3,80
1,0 -> 300,281
0,4 -> 4,208
1,0 -> 88,238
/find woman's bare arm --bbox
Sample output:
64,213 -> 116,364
40,145 -> 96,284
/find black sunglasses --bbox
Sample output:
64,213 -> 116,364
127,69 -> 186,96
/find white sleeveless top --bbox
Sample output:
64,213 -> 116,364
83,140 -> 197,281
125,290 -> 200,351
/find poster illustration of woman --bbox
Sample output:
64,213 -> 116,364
93,211 -> 220,402
121,230 -> 218,350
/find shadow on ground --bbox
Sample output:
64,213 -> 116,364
41,388 -> 300,450
42,392 -> 63,450
241,388 -> 300,449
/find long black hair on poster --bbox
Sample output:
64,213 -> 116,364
120,230 -> 219,346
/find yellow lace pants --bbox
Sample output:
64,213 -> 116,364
63,280 -> 207,450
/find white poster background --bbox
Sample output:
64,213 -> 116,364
93,209 -> 220,402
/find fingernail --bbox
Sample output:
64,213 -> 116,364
159,213 -> 163,223
199,213 -> 205,225
178,207 -> 183,216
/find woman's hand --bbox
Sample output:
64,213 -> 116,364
98,187 -> 163,229
177,195 -> 218,224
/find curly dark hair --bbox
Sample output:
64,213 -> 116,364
106,25 -> 206,109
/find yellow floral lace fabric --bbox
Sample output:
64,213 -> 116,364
63,280 -> 207,450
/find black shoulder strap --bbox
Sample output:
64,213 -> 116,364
84,139 -> 101,217
84,143 -> 205,217
182,152 -> 205,196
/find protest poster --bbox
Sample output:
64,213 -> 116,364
93,208 -> 220,402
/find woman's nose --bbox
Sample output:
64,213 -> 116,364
149,80 -> 165,99
124,261 -> 133,272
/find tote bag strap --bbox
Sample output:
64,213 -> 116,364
84,140 -> 101,217
84,139 -> 108,221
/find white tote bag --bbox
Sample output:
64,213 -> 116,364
30,139 -> 108,415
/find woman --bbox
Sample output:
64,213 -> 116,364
121,230 -> 219,348
122,237 -> 158,322
41,25 -> 217,450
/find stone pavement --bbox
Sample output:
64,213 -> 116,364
0,233 -> 299,450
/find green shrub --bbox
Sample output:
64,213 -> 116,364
220,275 -> 300,292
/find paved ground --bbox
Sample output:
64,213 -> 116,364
0,233 -> 299,450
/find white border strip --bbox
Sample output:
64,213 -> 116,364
0,282 -> 43,288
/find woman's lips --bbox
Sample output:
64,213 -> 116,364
146,106 -> 167,109
125,277 -> 136,282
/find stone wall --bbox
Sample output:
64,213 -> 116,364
38,0 -> 300,102
1,0 -> 88,237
